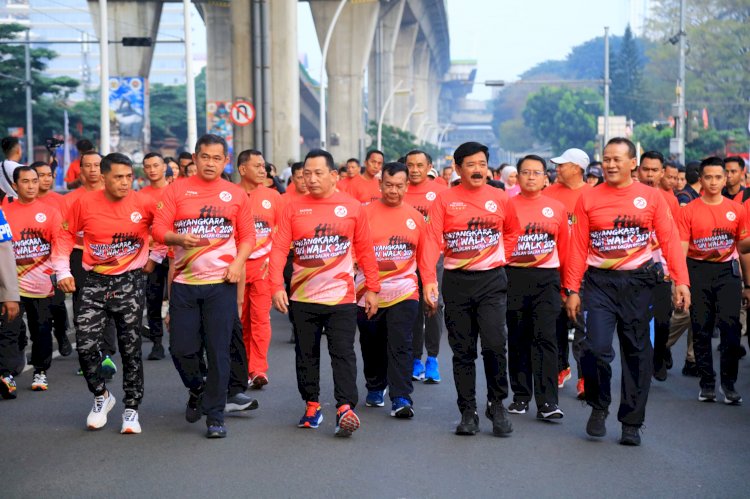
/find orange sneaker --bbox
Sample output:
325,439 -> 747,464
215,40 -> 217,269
557,367 -> 572,388
576,378 -> 585,400
335,404 -> 360,437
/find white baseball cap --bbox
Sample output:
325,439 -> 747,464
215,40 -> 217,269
550,148 -> 590,171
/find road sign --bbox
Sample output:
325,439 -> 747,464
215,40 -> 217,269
230,100 -> 256,127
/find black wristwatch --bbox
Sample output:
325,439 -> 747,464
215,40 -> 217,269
563,288 -> 578,297
744,284 -> 750,290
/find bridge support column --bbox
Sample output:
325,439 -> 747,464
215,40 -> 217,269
270,0 -> 300,165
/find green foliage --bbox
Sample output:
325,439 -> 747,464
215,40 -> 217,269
150,67 -> 206,148
632,123 -> 673,156
365,121 -> 439,163
610,26 -> 650,124
522,86 -> 603,154
633,123 -> 750,161
498,119 -> 535,151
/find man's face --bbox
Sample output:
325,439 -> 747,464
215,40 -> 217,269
660,166 -> 679,191
637,158 -> 664,187
13,169 -> 38,202
303,157 -> 335,198
103,163 -> 133,200
406,153 -> 432,186
291,168 -> 307,194
442,167 -> 453,183
179,157 -> 192,171
80,154 -> 102,185
602,143 -> 636,187
193,144 -> 227,182
364,153 -> 384,178
725,161 -> 744,188
239,154 -> 266,186
35,164 -> 54,192
677,171 -> 687,191
143,156 -> 166,183
699,165 -> 726,196
380,170 -> 407,207
346,161 -> 359,178
456,151 -> 488,189
517,159 -> 546,195
555,162 -> 582,185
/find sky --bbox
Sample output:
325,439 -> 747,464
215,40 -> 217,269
298,0 -> 635,100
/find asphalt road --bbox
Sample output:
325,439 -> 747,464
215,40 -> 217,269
2,308 -> 749,498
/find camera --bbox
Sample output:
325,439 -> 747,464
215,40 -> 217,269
45,137 -> 64,151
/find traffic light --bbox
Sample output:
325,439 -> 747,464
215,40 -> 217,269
122,37 -> 153,47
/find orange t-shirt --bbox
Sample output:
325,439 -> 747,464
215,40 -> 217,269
404,179 -> 448,220
651,187 -> 682,275
427,183 -> 520,271
564,182 -> 689,291
346,174 -> 381,205
37,190 -> 64,212
355,201 -> 436,308
268,190 -> 381,305
62,185 -> 104,249
64,158 -> 80,184
245,185 -> 282,282
679,197 -> 747,262
508,194 -> 568,270
152,175 -> 255,285
4,199 -> 61,297
337,176 -> 352,193
53,190 -> 165,278
543,182 -> 592,223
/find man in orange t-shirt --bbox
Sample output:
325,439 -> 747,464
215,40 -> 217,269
356,162 -> 436,417
424,141 -> 520,436
679,156 -> 748,406
269,149 -> 380,437
346,150 -> 383,204
337,158 -> 361,193
564,138 -> 690,446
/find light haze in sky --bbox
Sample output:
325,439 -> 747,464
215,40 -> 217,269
298,0 -> 632,100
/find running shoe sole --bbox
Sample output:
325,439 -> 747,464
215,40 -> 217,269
698,390 -> 716,402
87,395 -> 116,430
424,378 -> 440,384
391,405 -> 414,418
335,411 -> 360,437
31,384 -> 48,391
537,410 -> 564,420
720,388 -> 742,405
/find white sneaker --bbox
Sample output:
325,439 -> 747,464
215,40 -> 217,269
86,392 -> 116,430
121,408 -> 142,434
31,372 -> 48,391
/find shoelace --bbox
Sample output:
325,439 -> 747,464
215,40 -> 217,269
93,395 -> 106,412
123,409 -> 137,422
34,373 -> 47,384
305,404 -> 320,417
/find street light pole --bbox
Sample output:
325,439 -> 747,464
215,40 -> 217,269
676,0 -> 686,164
99,0 -> 110,155
319,0 -> 348,150
24,28 -> 32,162
377,80 -> 407,151
401,105 -> 423,130
603,26 -> 610,145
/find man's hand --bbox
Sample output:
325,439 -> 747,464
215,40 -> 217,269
58,277 -> 76,294
2,301 -> 19,322
223,261 -> 245,283
565,293 -> 581,322
364,290 -> 379,319
743,288 -> 750,310
673,284 -> 691,312
142,259 -> 156,274
177,233 -> 202,249
423,283 -> 439,316
272,290 -> 289,314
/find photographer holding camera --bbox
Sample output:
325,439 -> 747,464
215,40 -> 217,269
0,137 -> 23,203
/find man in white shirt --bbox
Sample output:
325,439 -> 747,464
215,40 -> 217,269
0,137 -> 22,201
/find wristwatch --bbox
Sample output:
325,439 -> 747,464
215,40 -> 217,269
563,288 -> 578,297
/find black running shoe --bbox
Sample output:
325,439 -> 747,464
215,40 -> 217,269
455,409 -> 479,435
619,424 -> 641,446
485,402 -> 512,436
186,390 -> 203,423
720,384 -> 742,405
698,386 -> 716,402
586,409 -> 608,437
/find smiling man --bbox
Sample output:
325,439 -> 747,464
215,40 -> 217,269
564,137 -> 690,446
346,150 -> 384,204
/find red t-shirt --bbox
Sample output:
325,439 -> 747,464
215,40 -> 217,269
652,187 -> 682,275
152,175 -> 255,285
337,176 -> 352,193
427,184 -> 520,271
64,158 -> 80,184
4,199 -> 61,297
679,197 -> 747,262
355,201 -> 436,307
404,179 -> 448,220
37,191 -> 64,212
268,190 -> 381,305
53,190 -> 165,278
564,182 -> 689,291
62,185 -> 104,249
245,185 -> 282,282
346,175 -> 381,205
544,182 -> 592,223
508,194 -> 568,271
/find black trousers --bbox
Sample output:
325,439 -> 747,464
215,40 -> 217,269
687,259 -> 742,388
506,267 -> 560,407
358,300 -> 418,402
170,282 -> 236,424
20,296 -> 54,372
71,248 -> 117,356
580,265 -> 657,426
145,259 -> 169,343
652,274 -> 673,373
50,287 -> 69,346
556,285 -> 584,375
290,301 -> 358,409
413,256 -> 444,359
228,316 -> 249,397
443,266 -> 509,412
0,311 -> 24,375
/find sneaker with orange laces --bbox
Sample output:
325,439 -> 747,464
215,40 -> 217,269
335,404 -> 360,437
557,367 -> 571,388
576,378 -> 585,400
298,401 -> 323,429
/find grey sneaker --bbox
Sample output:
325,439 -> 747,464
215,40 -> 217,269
225,392 -> 259,412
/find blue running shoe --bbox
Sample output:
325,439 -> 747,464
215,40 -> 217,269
424,356 -> 440,384
365,389 -> 385,407
412,359 -> 425,381
390,397 -> 414,418
298,402 -> 323,429
206,422 -> 227,438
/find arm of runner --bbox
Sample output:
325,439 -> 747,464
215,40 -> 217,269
653,192 -> 689,290
563,195 -> 590,293
51,198 -> 80,290
225,194 -> 256,283
416,216 -> 438,312
353,205 -> 381,294
502,195 -> 521,262
269,202 -> 294,296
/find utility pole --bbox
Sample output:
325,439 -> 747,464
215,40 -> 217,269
24,28 -> 32,162
99,0 -> 110,155
676,0 -> 687,164
184,0 -> 197,151
603,26 -> 610,146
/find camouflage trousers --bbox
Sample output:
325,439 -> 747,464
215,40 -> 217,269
76,270 -> 145,407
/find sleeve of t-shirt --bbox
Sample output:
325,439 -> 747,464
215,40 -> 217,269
268,202 -> 294,295
653,193 -> 689,287
556,207 -> 570,280
64,160 -> 80,183
143,195 -> 168,263
234,191 -> 256,248
563,195 -> 590,292
52,197 -> 81,280
151,184 -> 176,244
502,195 -> 521,262
425,195 -> 445,272
736,204 -> 748,242
677,205 -> 691,242
416,216 -> 437,285
352,205 -> 381,293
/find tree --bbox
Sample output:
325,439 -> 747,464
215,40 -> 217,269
365,121 -> 438,163
522,86 -> 603,154
149,67 -> 206,149
0,23 -> 78,145
632,123 -> 673,156
610,25 -> 649,124
498,119 -> 535,152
